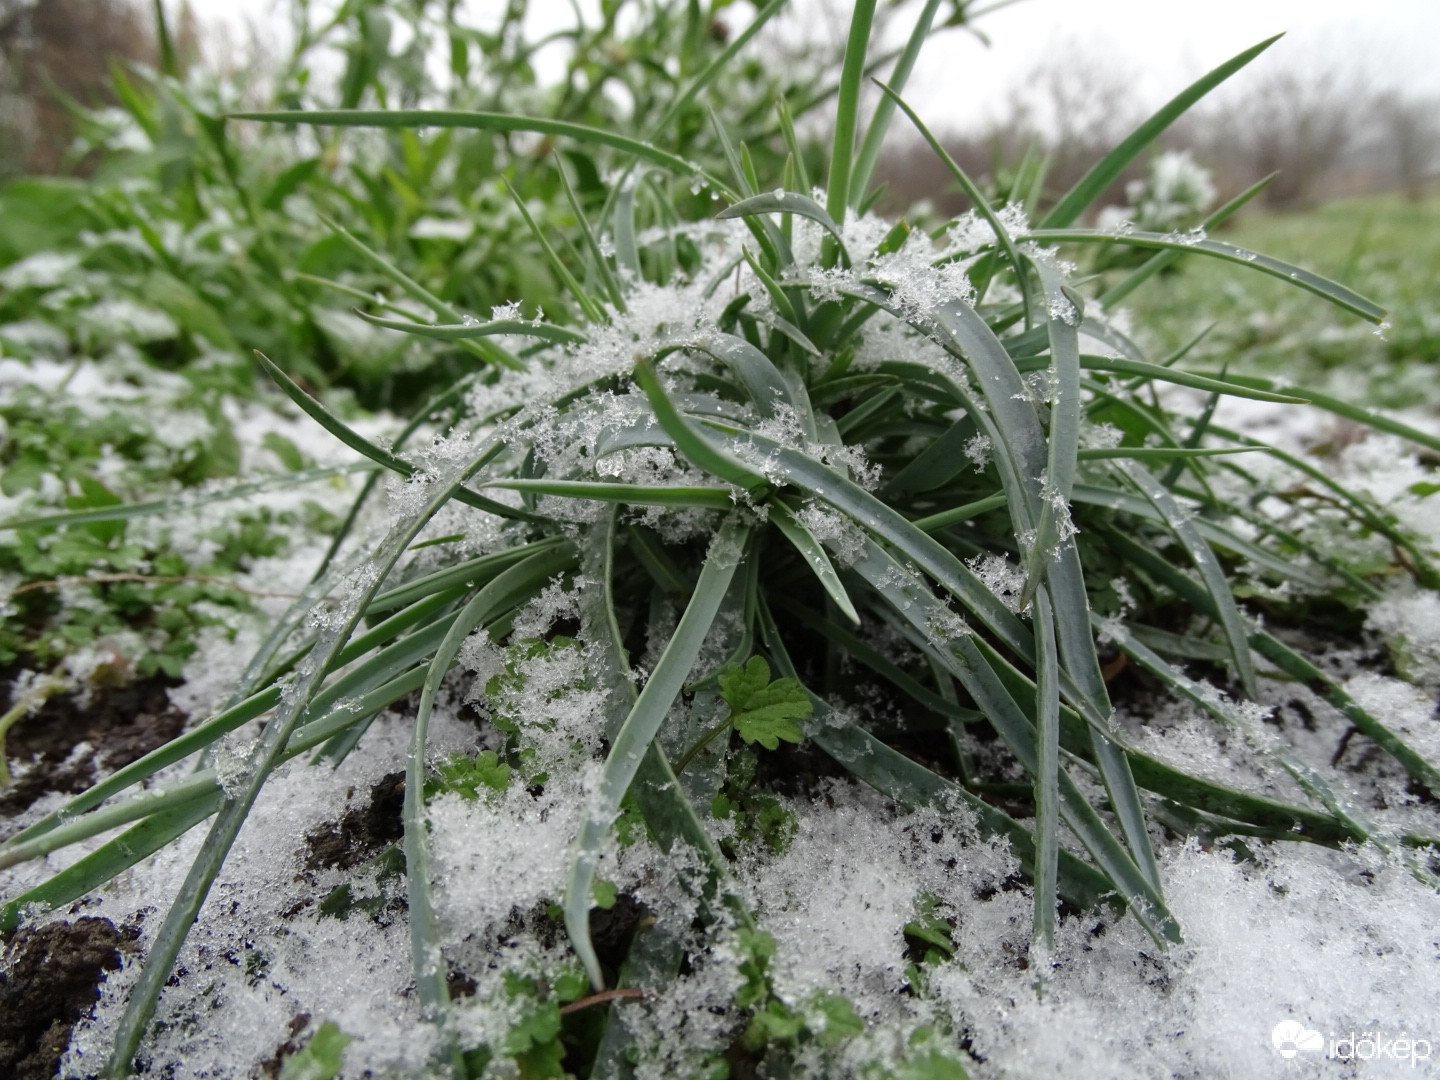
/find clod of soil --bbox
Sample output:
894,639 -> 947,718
303,771 -> 406,871
0,673 -> 186,820
258,1012 -> 312,1079
0,916 -> 140,1080
588,892 -> 649,972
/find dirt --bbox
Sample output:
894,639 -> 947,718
0,916 -> 140,1080
0,672 -> 186,822
257,1012 -> 313,1079
303,770 -> 407,871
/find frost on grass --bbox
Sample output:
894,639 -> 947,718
1368,584 -> 1440,689
965,553 -> 1025,614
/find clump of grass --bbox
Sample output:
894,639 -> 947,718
3,3 -> 1439,1077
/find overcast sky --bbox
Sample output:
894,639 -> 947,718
186,0 -> 1440,130
906,0 -> 1440,129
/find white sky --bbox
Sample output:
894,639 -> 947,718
186,0 -> 1440,131
906,0 -> 1440,130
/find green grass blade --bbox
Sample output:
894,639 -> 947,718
368,541 -> 564,615
1039,35 -> 1282,228
775,95 -> 811,193
690,330 -> 805,423
925,298 -> 1045,530
728,429 -> 1031,657
0,463 -> 377,532
556,154 -> 627,311
812,719 -> 1117,910
757,595 -> 1115,912
1021,265 -> 1082,607
632,357 -> 769,494
852,536 -> 1180,944
565,518 -> 750,988
768,500 -> 860,624
1,796 -> 222,934
718,190 -> 851,266
1031,587 -> 1060,962
1015,353 -> 1308,404
231,109 -> 732,195
774,597 -> 977,723
0,772 -> 219,872
1100,172 -> 1277,308
1196,377 -> 1440,456
1022,227 -> 1387,323
1117,460 -> 1258,699
1072,483 -> 1327,588
850,0 -> 942,206
911,492 -> 1008,532
1077,446 -> 1261,463
1109,624 -> 1384,847
874,79 -> 1029,319
354,310 -> 588,345
254,351 -> 538,522
403,547 -> 576,1073
316,214 -> 522,372
826,0 -> 878,221
0,686 -> 277,853
1105,528 -> 1440,798
503,176 -> 606,324
483,478 -> 737,510
644,0 -> 787,144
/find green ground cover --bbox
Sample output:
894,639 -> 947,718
1126,189 -> 1440,408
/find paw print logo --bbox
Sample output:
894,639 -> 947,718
1272,1020 -> 1325,1059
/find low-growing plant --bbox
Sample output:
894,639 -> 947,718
3,2 -> 1440,1077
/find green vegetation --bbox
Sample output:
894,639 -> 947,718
1,2 -> 1438,1078
1127,189 -> 1440,406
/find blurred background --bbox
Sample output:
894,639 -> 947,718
3,0 -> 1436,207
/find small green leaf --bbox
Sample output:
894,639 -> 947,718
720,657 -> 811,751
261,432 -> 307,471
426,750 -> 512,801
592,878 -> 618,910
278,1021 -> 352,1080
743,999 -> 804,1049
810,992 -> 863,1045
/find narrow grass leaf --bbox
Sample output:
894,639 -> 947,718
850,0 -> 943,206
1039,35 -> 1282,228
768,500 -> 860,624
565,519 -> 750,988
354,310 -> 587,345
483,478 -> 736,510
1022,228 -> 1387,323
718,191 -> 851,266
1100,172 -> 1277,308
254,351 -> 538,522
825,0 -> 877,221
1117,460 -> 1258,698
0,463 -> 377,532
231,109 -> 731,195
1031,587 -> 1061,960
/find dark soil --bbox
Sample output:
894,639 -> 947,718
258,1012 -> 312,1079
303,770 -> 406,871
0,672 -> 186,822
0,916 -> 140,1080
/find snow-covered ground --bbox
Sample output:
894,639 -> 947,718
3,327 -> 1440,1080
